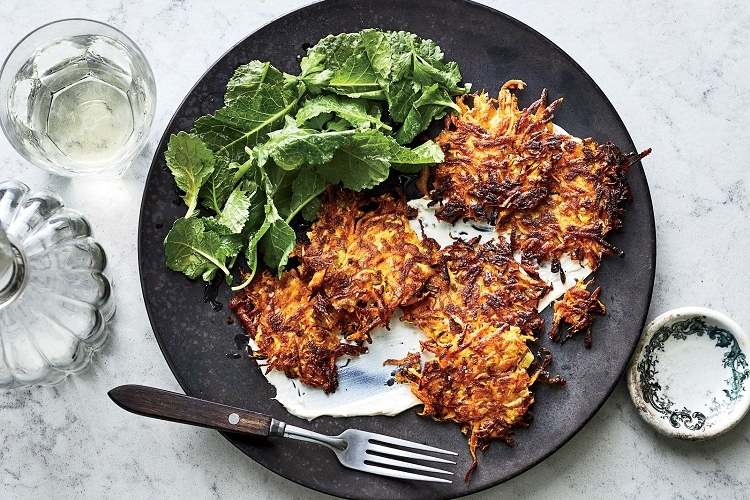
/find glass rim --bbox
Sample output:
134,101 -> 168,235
0,18 -> 148,83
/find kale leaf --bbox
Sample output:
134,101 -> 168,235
217,184 -> 254,233
198,155 -> 237,213
195,68 -> 304,162
258,117 -> 355,171
165,132 -> 215,218
164,217 -> 242,280
296,95 -> 391,131
302,29 -> 468,143
225,60 -> 288,104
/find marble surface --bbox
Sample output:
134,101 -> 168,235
1,1 -> 749,498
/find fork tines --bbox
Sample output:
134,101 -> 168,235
361,431 -> 457,483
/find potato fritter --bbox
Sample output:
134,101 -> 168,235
431,80 -> 565,223
433,81 -> 650,269
416,325 -> 538,480
550,280 -> 606,348
298,190 -> 438,343
500,138 -> 647,268
401,239 -> 551,478
230,190 -> 437,392
229,269 -> 365,393
403,237 -> 550,335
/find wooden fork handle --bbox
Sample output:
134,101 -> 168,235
108,384 -> 281,437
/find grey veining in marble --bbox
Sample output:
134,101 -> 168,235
1,1 -> 749,499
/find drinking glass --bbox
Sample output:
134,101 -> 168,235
0,19 -> 156,176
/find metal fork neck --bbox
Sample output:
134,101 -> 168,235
278,422 -> 347,451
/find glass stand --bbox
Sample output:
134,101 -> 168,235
0,180 -> 114,389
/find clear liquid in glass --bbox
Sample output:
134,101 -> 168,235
1,23 -> 155,176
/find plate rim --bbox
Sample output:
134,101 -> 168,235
137,0 -> 656,497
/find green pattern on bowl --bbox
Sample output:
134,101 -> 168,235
628,307 -> 750,440
637,317 -> 749,431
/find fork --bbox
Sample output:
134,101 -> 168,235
108,385 -> 457,483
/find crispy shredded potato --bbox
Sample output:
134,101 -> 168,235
432,81 -> 563,223
550,280 -> 606,348
401,239 -> 552,478
229,269 -> 365,393
383,351 -> 421,384
297,190 -> 438,343
403,237 -> 550,334
433,81 -> 650,269
230,191 -> 437,392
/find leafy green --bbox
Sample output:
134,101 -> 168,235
261,219 -> 296,272
244,175 -> 268,230
201,217 -> 235,235
395,84 -> 460,144
299,51 -> 332,93
389,139 -> 445,173
253,165 -> 296,278
199,155 -> 236,213
164,217 -> 242,280
385,79 -> 420,122
217,184 -> 254,233
302,29 -> 467,144
360,29 -> 393,79
318,129 -> 392,190
288,168 -> 326,222
296,95 -> 391,131
301,32 -> 362,73
165,132 -> 215,218
234,202 -> 273,290
164,29 -> 463,286
380,30 -> 454,84
259,117 -> 355,171
318,130 -> 445,187
300,197 -> 322,222
329,52 -> 381,95
324,117 -> 353,131
334,89 -> 386,100
225,60 -> 287,104
195,73 -> 304,161
302,111 -> 334,130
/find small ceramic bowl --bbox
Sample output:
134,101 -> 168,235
627,307 -> 750,439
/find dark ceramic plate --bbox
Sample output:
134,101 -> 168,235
138,1 -> 655,498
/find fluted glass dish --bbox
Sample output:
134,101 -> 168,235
0,180 -> 114,389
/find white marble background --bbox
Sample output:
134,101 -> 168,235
2,1 -> 749,498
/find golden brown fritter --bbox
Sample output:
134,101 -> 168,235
432,81 -> 650,269
431,80 -> 566,223
500,138 -> 648,268
416,325 -> 539,481
550,280 -> 606,348
229,269 -> 365,393
230,190 -> 438,392
400,239 -> 552,478
297,190 -> 438,343
402,238 -> 550,335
